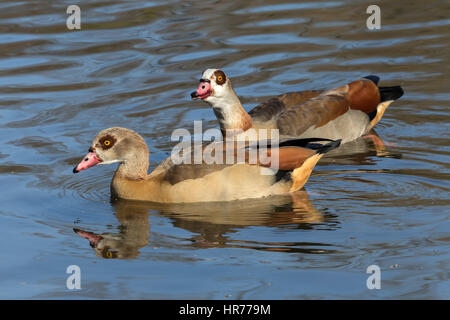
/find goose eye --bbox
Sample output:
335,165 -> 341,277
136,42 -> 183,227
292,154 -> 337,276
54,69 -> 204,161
214,70 -> 226,85
99,135 -> 116,149
106,251 -> 113,258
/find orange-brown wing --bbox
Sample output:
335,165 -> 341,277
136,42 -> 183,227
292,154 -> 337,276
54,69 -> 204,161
275,79 -> 381,136
249,90 -> 323,122
213,140 -> 321,171
346,78 -> 380,113
198,141 -> 318,171
262,147 -> 317,170
259,138 -> 341,170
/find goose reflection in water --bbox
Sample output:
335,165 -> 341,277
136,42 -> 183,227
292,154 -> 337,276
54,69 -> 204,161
74,200 -> 150,259
74,190 -> 334,259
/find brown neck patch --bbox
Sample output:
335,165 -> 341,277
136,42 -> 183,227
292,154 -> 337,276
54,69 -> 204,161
221,112 -> 253,138
240,111 -> 253,131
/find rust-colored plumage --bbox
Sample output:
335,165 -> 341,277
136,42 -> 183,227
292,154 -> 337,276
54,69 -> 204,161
347,79 -> 381,114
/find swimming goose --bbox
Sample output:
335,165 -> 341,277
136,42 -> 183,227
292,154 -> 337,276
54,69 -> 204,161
73,127 -> 341,203
191,69 -> 403,142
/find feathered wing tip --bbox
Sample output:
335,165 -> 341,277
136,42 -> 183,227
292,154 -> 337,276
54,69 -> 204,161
316,139 -> 342,154
379,86 -> 404,102
277,137 -> 338,149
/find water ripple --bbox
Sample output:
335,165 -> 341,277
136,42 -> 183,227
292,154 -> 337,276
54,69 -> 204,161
0,0 -> 449,299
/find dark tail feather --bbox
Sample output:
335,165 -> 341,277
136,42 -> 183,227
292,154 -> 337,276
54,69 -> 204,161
268,138 -> 341,153
316,139 -> 342,154
363,75 -> 380,85
278,137 -> 335,148
277,138 -> 341,151
379,86 -> 404,102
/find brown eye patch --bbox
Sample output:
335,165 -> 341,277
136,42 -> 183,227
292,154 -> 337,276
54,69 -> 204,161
99,135 -> 116,150
214,70 -> 226,85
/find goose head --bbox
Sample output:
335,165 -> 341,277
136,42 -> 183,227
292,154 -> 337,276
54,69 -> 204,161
73,127 -> 149,179
191,69 -> 238,106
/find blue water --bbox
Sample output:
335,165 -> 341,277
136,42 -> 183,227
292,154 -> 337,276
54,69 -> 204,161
0,0 -> 449,299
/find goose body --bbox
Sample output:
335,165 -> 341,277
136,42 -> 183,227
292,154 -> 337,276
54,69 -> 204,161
191,69 -> 403,143
73,127 -> 340,203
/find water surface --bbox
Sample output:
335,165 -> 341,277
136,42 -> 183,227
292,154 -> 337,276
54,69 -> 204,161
0,0 -> 449,299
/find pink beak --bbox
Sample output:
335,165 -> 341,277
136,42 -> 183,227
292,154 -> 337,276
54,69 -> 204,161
74,228 -> 103,247
191,81 -> 212,100
73,151 -> 101,173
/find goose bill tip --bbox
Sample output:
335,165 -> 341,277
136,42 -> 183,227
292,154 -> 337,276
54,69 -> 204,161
191,91 -> 199,99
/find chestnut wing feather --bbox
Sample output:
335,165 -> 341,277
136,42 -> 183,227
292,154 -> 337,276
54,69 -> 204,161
249,90 -> 323,122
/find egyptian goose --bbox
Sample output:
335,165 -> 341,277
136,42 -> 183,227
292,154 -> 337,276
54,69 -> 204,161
73,127 -> 341,203
191,69 -> 404,142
